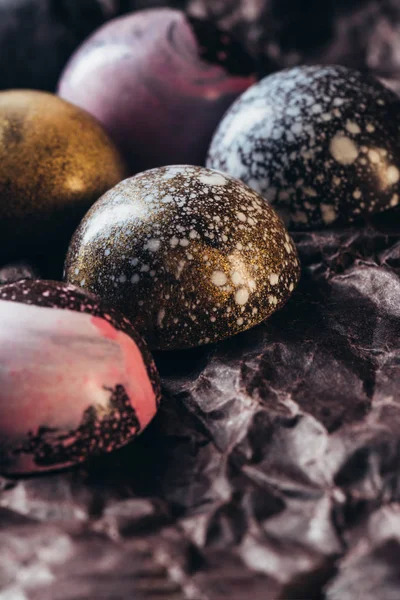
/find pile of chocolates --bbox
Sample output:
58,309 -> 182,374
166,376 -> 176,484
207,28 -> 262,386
1,1 -> 400,599
0,4 -> 400,477
0,7 -> 298,475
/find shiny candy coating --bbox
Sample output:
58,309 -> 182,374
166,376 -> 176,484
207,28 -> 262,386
207,66 -> 400,229
57,8 -> 256,173
65,165 -> 300,350
0,90 -> 126,262
0,280 -> 160,475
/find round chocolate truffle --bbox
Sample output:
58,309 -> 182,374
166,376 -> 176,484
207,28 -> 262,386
57,9 -> 256,173
0,90 -> 126,262
207,65 -> 400,229
65,165 -> 300,350
0,280 -> 160,475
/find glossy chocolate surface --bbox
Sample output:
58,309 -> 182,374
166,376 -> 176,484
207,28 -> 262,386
58,9 -> 256,172
207,66 -> 400,229
0,90 -> 126,262
0,280 -> 160,475
65,165 -> 300,350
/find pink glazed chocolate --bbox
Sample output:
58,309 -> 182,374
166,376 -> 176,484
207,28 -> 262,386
0,280 -> 160,475
57,8 -> 256,173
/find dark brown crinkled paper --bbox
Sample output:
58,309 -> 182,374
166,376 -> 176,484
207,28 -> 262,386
2,1 -> 400,599
2,212 -> 400,599
187,0 -> 400,82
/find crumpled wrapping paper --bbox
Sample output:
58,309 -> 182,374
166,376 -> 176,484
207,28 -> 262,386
187,0 -> 400,82
2,210 -> 400,599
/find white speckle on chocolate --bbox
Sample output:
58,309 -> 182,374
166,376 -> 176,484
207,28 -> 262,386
198,172 -> 227,186
231,271 -> 244,285
345,121 -> 361,135
145,239 -> 161,252
207,66 -> 400,229
329,135 -> 359,165
387,166 -> 400,185
65,165 -> 300,350
269,273 -> 279,285
162,166 -> 187,180
212,271 -> 228,286
235,288 -> 249,305
237,211 -> 247,222
321,203 -> 337,225
368,149 -> 380,164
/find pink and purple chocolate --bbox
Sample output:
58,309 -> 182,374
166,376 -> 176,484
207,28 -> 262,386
58,8 -> 256,173
0,280 -> 160,475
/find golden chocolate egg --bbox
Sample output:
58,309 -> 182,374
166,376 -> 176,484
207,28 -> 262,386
65,165 -> 301,350
0,90 -> 127,262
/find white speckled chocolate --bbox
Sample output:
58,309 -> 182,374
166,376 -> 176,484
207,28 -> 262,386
207,65 -> 400,229
64,165 -> 300,350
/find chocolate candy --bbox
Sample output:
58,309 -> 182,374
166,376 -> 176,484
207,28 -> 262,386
64,165 -> 300,350
0,280 -> 160,475
207,66 -> 400,229
57,9 -> 256,173
0,90 -> 126,263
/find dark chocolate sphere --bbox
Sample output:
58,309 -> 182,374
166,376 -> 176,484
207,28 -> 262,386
207,65 -> 400,229
65,165 -> 300,350
58,9 -> 256,172
0,280 -> 160,475
0,90 -> 126,263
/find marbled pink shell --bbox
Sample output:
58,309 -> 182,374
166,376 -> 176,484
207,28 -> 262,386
57,8 -> 256,173
0,280 -> 160,475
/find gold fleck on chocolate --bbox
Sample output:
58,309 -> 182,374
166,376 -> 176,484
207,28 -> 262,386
0,90 -> 127,261
65,165 -> 300,350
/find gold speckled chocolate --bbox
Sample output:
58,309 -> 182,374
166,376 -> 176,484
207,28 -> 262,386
0,90 -> 127,260
65,165 -> 301,350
